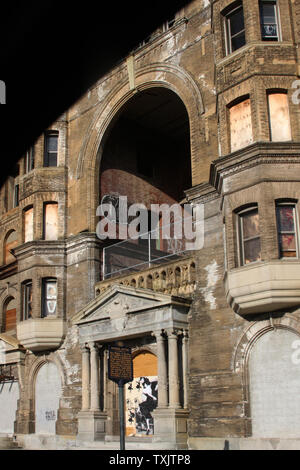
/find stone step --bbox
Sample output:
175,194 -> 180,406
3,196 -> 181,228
0,435 -> 22,450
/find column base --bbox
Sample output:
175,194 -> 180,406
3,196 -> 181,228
152,408 -> 189,449
77,410 -> 107,441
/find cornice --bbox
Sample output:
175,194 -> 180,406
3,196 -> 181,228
210,142 -> 300,194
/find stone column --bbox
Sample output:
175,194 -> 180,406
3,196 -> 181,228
89,342 -> 100,411
81,344 -> 90,411
103,348 -> 108,412
166,329 -> 180,409
152,330 -> 168,407
182,330 -> 189,409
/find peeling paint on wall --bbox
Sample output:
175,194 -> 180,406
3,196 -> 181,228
200,260 -> 220,309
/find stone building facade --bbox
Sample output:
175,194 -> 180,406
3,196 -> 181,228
1,0 -> 300,450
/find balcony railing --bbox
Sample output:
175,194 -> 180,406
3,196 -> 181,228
102,214 -> 202,280
96,256 -> 196,298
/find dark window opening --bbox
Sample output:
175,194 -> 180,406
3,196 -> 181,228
22,281 -> 32,320
44,131 -> 58,167
224,4 -> 246,54
13,184 -> 19,208
25,147 -> 35,173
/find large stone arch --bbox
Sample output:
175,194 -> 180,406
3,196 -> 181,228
76,62 -> 205,231
233,313 -> 300,437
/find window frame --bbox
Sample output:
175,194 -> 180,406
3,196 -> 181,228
259,0 -> 281,42
223,2 -> 246,55
44,131 -> 59,167
236,205 -> 262,266
13,183 -> 19,208
25,147 -> 35,173
22,281 -> 33,321
276,201 -> 299,259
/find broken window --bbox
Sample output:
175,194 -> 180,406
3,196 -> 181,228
42,278 -> 57,317
229,98 -> 253,152
237,206 -> 261,265
22,281 -> 32,320
43,202 -> 58,240
224,3 -> 246,54
260,1 -> 280,41
276,202 -> 299,258
268,92 -> 291,142
24,207 -> 34,242
44,131 -> 58,167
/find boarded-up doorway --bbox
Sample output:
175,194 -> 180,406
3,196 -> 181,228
0,380 -> 19,435
249,329 -> 300,437
125,352 -> 158,436
35,362 -> 61,434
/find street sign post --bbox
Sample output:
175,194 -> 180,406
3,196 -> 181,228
108,345 -> 133,450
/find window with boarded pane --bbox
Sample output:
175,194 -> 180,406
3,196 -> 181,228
260,1 -> 280,41
24,207 -> 34,242
4,298 -> 16,332
43,202 -> 58,240
224,3 -> 246,54
22,281 -> 32,320
42,279 -> 57,317
276,203 -> 298,258
229,97 -> 253,152
268,92 -> 291,142
44,131 -> 58,167
238,207 -> 261,265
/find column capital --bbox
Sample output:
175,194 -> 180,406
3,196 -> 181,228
80,344 -> 90,354
165,328 -> 180,338
151,329 -> 165,340
182,329 -> 189,340
88,341 -> 99,352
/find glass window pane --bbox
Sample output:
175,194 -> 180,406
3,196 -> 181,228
242,211 -> 260,238
47,281 -> 57,299
47,135 -> 58,152
244,238 -> 261,264
231,32 -> 246,51
261,3 -> 276,23
229,8 -> 244,36
277,206 -> 295,232
48,152 -> 57,167
279,234 -> 296,251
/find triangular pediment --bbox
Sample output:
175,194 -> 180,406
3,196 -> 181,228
73,284 -> 189,325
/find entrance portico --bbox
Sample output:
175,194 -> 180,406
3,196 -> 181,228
73,284 -> 190,448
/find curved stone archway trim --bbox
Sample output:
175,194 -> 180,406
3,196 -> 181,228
75,62 -> 205,231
